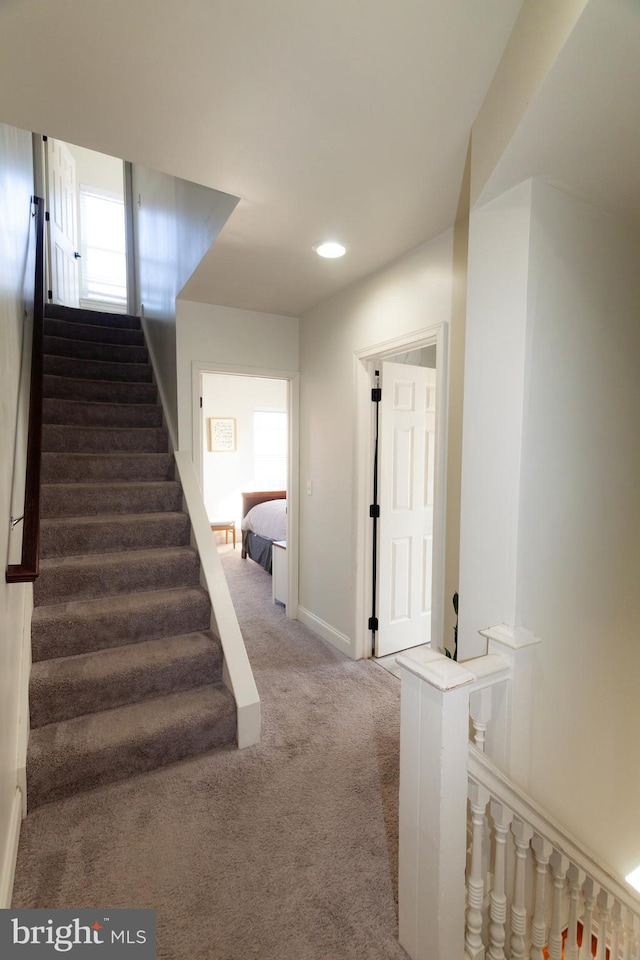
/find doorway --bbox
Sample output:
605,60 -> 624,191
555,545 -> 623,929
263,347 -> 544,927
194,364 -> 300,619
43,137 -> 128,311
354,323 -> 449,661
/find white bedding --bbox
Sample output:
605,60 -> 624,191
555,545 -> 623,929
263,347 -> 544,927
241,499 -> 287,541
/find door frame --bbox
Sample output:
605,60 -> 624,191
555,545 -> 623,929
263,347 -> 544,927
191,359 -> 300,620
353,322 -> 449,660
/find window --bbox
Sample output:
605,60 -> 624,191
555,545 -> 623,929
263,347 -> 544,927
79,186 -> 127,308
253,410 -> 288,490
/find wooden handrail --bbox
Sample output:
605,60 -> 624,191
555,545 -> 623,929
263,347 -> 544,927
6,196 -> 45,584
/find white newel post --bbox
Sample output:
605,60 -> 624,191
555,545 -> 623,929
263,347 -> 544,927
397,648 -> 476,960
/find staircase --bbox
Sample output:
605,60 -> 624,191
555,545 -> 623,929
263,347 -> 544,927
28,304 -> 236,808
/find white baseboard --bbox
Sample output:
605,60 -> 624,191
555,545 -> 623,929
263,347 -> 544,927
0,788 -> 23,908
297,606 -> 355,659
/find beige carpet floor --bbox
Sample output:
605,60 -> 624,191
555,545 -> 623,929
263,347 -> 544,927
12,546 -> 407,960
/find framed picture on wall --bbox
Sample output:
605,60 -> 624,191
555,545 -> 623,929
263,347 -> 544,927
208,417 -> 237,452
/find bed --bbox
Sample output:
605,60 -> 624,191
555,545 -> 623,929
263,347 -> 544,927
240,490 -> 287,573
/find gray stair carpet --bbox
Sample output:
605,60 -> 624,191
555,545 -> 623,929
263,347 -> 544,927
28,305 -> 235,809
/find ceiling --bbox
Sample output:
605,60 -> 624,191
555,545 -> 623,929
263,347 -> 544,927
477,0 -> 640,233
0,0 -> 523,316
1,2 -> 637,318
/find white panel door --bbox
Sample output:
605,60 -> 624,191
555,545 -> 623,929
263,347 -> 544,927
376,361 -> 436,657
46,138 -> 79,306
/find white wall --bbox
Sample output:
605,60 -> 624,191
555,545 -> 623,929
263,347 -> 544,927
459,180 -> 533,655
460,179 -> 640,876
66,143 -> 123,197
131,167 -> 239,443
202,373 -> 287,523
0,122 -> 34,904
175,300 -> 299,453
299,231 -> 456,655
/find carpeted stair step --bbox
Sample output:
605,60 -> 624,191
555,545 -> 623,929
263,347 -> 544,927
30,632 -> 223,727
44,334 -> 149,365
43,374 -> 157,405
27,683 -> 236,807
41,481 -> 182,519
31,585 -> 212,661
41,512 -> 190,558
44,316 -> 144,346
45,303 -> 141,330
34,546 -> 201,605
43,424 -> 167,453
43,397 -> 163,427
41,452 -> 174,484
44,354 -> 152,382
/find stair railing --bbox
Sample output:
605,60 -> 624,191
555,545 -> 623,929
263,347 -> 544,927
397,640 -> 640,960
7,196 -> 45,584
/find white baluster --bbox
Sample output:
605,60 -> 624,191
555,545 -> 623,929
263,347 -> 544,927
488,800 -> 514,960
510,818 -> 533,960
530,835 -> 553,960
466,781 -> 491,960
549,850 -> 569,960
621,906 -> 631,960
611,901 -> 622,960
470,687 -> 493,752
623,906 -> 635,960
580,877 -> 600,960
633,915 -> 640,960
565,864 -> 585,960
596,891 -> 614,960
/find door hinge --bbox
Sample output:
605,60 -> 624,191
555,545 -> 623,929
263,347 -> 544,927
371,387 -> 381,402
369,504 -> 380,518
47,289 -> 53,300
368,616 -> 378,632
199,396 -> 203,409
45,211 -> 50,222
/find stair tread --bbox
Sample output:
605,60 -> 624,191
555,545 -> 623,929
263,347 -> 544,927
35,545 -> 200,606
41,510 -> 187,528
41,480 -> 180,493
29,683 -> 234,757
44,333 -> 148,358
45,304 -> 141,329
44,355 -> 153,383
39,544 -> 197,572
44,423 -> 166,433
42,399 -> 162,429
31,584 -> 208,624
43,374 -> 157,405
27,684 -> 236,803
31,632 -> 221,690
44,317 -> 144,345
44,355 -> 150,371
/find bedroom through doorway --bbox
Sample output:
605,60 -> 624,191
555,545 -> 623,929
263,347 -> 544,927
199,370 -> 294,613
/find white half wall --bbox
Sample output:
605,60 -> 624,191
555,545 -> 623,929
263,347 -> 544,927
519,182 -> 640,876
299,230 -> 456,657
0,121 -> 34,905
131,168 -> 239,443
458,180 -> 533,657
459,178 -> 640,877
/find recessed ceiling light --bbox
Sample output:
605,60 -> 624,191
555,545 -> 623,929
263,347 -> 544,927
314,241 -> 347,259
